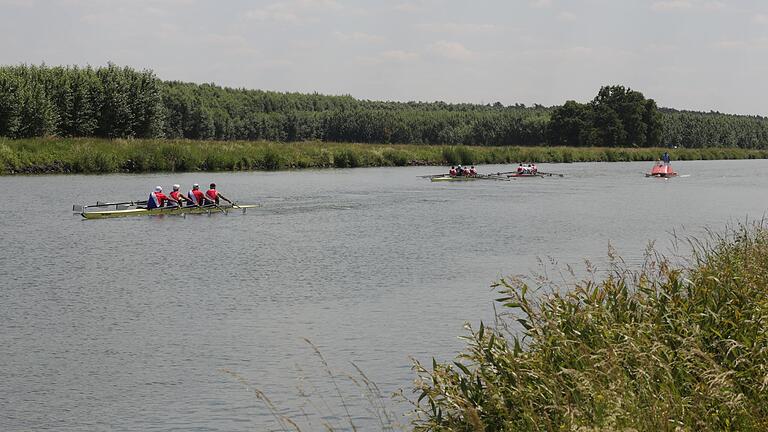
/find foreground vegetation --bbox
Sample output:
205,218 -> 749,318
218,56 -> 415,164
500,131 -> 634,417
411,224 -> 768,431
3,64 -> 768,149
3,138 -> 768,174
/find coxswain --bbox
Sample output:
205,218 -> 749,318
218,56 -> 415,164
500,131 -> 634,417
469,166 -> 477,176
449,166 -> 457,177
456,164 -> 464,176
662,151 -> 670,165
168,184 -> 192,207
146,186 -> 180,209
187,183 -> 213,207
206,183 -> 233,205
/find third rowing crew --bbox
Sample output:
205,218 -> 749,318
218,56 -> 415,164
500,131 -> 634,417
147,183 -> 233,209
449,165 -> 478,177
517,163 -> 538,175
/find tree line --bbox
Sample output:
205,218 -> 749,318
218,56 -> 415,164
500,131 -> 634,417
2,64 -> 768,148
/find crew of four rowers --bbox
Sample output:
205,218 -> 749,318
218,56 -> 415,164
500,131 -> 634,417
449,165 -> 478,177
147,183 -> 233,209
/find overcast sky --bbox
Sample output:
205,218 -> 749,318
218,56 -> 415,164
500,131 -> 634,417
1,0 -> 767,115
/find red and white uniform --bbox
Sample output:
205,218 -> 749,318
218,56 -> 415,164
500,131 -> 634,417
469,167 -> 477,176
169,190 -> 183,204
206,189 -> 219,204
187,189 -> 205,205
449,168 -> 457,176
147,192 -> 171,209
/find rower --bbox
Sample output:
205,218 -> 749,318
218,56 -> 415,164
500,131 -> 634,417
169,184 -> 193,207
206,183 -> 233,205
462,166 -> 471,176
517,163 -> 524,174
187,183 -> 213,207
146,186 -> 180,209
449,166 -> 457,177
469,166 -> 477,176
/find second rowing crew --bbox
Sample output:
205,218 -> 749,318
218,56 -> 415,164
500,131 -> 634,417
449,165 -> 478,177
148,183 -> 233,209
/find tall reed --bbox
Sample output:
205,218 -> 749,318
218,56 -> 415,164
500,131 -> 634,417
411,224 -> 768,431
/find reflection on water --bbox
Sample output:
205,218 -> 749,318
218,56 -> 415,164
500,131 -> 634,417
1,160 -> 767,430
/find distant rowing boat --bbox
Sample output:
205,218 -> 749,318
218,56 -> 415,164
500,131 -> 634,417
430,175 -> 509,182
645,162 -> 678,178
79,203 -> 258,219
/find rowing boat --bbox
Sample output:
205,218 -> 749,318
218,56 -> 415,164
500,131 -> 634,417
507,173 -> 543,178
431,176 -> 480,182
645,162 -> 678,178
430,175 -> 509,182
80,203 -> 258,219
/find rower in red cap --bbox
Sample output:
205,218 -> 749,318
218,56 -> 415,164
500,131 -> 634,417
205,183 -> 233,205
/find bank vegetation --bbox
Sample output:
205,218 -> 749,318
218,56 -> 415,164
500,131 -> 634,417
3,138 -> 768,174
411,224 -> 768,431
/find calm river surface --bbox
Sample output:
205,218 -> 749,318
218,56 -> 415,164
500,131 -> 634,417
2,160 -> 767,431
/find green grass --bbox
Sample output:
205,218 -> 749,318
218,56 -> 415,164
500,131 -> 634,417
2,137 -> 768,174
411,224 -> 768,431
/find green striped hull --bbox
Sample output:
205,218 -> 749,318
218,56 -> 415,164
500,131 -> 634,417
430,176 -> 480,182
81,204 -> 258,219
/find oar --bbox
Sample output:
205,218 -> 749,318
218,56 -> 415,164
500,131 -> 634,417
538,171 -> 565,177
73,200 -> 147,212
197,202 -> 226,214
418,173 -> 449,178
475,174 -> 510,181
491,171 -> 519,176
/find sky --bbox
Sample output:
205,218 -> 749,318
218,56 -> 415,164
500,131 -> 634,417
1,0 -> 767,115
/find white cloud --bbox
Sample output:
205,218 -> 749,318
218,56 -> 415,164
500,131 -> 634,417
418,22 -> 502,35
333,31 -> 385,43
380,50 -> 420,61
530,0 -> 552,8
245,0 -> 343,25
714,38 -> 768,50
651,0 -> 693,11
246,6 -> 302,24
393,2 -> 422,13
203,33 -> 259,56
703,1 -> 725,11
430,41 -> 473,61
556,11 -> 577,22
0,0 -> 36,6
754,14 -> 768,25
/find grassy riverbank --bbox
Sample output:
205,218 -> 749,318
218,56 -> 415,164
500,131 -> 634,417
411,224 -> 768,431
2,138 -> 768,174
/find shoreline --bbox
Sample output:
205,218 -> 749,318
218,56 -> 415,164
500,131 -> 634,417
3,137 -> 768,175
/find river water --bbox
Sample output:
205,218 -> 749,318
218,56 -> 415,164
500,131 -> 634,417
1,160 -> 767,431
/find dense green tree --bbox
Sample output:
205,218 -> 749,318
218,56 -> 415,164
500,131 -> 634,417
1,65 -> 767,149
